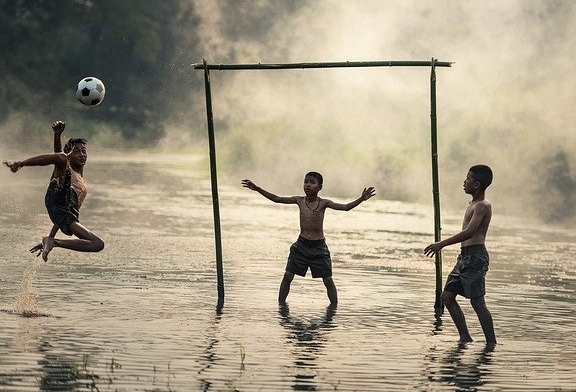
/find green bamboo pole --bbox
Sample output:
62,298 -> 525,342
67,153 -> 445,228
430,58 -> 444,317
202,58 -> 225,310
193,60 -> 452,71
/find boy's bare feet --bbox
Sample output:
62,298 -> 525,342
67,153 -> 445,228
458,335 -> 473,343
41,237 -> 55,262
30,242 -> 43,257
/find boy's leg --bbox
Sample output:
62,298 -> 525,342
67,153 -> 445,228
322,277 -> 338,307
42,221 -> 104,261
471,296 -> 497,345
441,290 -> 472,343
279,271 -> 295,305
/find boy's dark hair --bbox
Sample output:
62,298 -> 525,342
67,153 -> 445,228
305,171 -> 323,185
469,164 -> 493,191
64,138 -> 87,153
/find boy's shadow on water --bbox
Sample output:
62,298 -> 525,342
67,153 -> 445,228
278,304 -> 337,391
426,318 -> 495,390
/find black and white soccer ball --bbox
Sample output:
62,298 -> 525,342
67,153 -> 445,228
76,77 -> 105,106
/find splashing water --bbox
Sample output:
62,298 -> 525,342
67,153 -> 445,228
12,261 -> 51,317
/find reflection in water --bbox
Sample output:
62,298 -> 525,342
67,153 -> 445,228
278,304 -> 337,391
424,342 -> 495,391
432,316 -> 443,336
38,351 -> 100,392
424,314 -> 495,390
198,312 -> 224,392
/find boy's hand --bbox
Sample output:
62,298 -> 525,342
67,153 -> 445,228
3,160 -> 21,173
52,121 -> 65,135
242,179 -> 258,191
424,242 -> 442,257
361,187 -> 376,201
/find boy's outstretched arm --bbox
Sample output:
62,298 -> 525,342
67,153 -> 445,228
4,153 -> 66,173
424,202 -> 489,257
424,231 -> 473,258
242,179 -> 296,204
326,186 -> 376,211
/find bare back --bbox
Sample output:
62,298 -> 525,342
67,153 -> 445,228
461,199 -> 492,247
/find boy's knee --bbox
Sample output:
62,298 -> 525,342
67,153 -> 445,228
441,291 -> 456,305
92,236 -> 105,252
282,271 -> 295,282
470,296 -> 485,310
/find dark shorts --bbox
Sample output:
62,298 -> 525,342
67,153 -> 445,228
444,244 -> 489,299
286,236 -> 332,278
44,178 -> 80,236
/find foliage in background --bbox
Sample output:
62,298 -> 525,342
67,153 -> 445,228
0,0 -> 200,144
534,149 -> 576,223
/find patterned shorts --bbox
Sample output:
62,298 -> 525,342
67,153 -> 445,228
285,236 -> 332,278
444,244 -> 489,298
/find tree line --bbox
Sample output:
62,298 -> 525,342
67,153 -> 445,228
0,0 -> 200,144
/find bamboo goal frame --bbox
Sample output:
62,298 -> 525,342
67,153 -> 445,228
193,58 -> 452,316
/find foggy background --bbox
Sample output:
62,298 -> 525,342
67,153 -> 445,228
1,0 -> 575,224
192,0 -> 576,224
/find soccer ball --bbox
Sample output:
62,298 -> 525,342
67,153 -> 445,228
76,77 -> 105,106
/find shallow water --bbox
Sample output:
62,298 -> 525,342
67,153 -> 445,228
1,153 -> 575,391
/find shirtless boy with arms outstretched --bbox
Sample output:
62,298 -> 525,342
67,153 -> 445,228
4,121 -> 104,261
242,172 -> 375,307
425,164 -> 496,345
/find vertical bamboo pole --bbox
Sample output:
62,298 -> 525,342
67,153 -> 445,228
202,59 -> 225,310
430,58 -> 444,317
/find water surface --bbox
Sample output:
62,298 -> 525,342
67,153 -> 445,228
1,153 -> 575,391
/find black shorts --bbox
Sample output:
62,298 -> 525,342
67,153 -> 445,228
285,236 -> 332,278
444,244 -> 489,299
44,178 -> 80,236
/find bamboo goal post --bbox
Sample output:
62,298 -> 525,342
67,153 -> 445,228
194,58 -> 452,314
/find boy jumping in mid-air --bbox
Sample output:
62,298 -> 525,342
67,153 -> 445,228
242,172 -> 375,307
29,121 -> 73,257
4,120 -> 104,261
424,164 -> 496,345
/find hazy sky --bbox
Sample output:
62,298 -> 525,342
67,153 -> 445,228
188,0 -> 576,223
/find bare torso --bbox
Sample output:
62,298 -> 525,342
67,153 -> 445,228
70,167 -> 87,206
296,196 -> 327,240
461,199 -> 492,247
53,154 -> 87,206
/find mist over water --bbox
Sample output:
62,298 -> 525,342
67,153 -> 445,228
1,1 -> 574,224
190,0 -> 576,224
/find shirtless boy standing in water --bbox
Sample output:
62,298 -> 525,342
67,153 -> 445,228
242,172 -> 375,307
425,164 -> 496,345
4,121 -> 104,261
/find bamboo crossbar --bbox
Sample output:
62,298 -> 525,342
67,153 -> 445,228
193,60 -> 453,71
